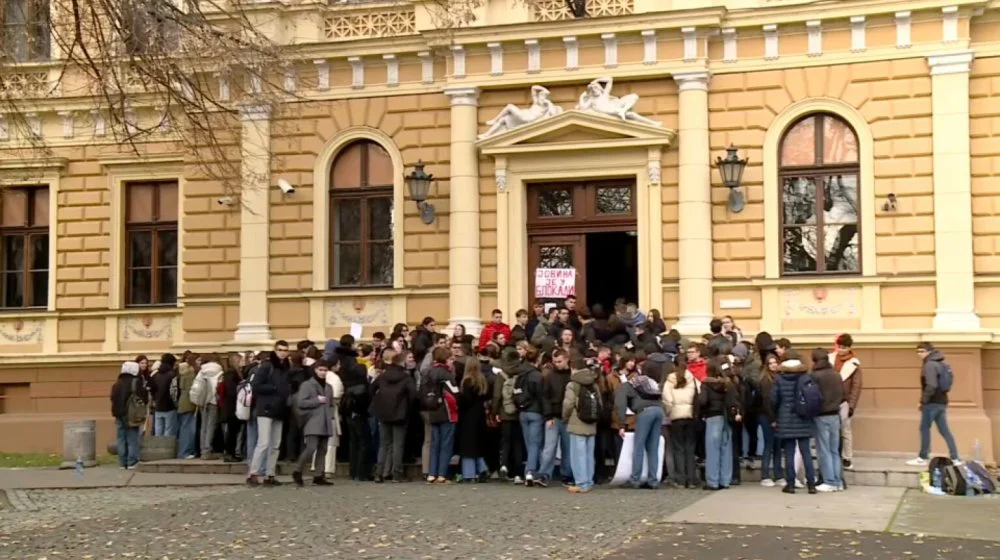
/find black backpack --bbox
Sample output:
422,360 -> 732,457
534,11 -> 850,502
513,374 -> 532,411
342,382 -> 370,415
420,379 -> 443,412
576,383 -> 601,424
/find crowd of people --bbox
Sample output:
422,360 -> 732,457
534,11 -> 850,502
110,295 -> 963,493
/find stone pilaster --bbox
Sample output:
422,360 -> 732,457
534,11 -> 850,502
233,104 -> 273,343
928,52 -> 980,331
671,71 -> 714,335
444,87 -> 482,334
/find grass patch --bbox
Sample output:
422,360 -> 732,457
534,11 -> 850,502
0,453 -> 117,468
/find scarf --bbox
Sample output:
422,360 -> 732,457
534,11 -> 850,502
833,349 -> 854,372
630,374 -> 660,397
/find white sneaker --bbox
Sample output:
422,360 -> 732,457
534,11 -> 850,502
760,479 -> 775,487
500,466 -> 508,479
815,483 -> 837,493
525,474 -> 534,487
906,457 -> 928,467
513,476 -> 524,485
426,475 -> 436,483
795,479 -> 805,489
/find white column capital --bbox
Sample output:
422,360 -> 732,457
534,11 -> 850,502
673,71 -> 710,91
239,104 -> 272,121
444,86 -> 480,106
927,51 -> 973,75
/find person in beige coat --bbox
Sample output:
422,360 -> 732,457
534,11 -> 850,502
562,359 -> 600,493
663,359 -> 700,488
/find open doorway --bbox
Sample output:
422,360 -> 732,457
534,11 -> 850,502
585,231 -> 638,312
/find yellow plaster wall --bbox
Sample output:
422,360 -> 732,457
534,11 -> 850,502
268,95 -> 453,292
969,56 -> 1000,276
708,60 -> 935,280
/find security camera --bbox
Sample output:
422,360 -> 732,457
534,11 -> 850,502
217,196 -> 236,207
277,178 -> 295,195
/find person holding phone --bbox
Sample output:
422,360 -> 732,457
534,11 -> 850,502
292,359 -> 337,487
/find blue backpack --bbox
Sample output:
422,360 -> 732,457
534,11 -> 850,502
794,375 -> 823,419
937,363 -> 954,393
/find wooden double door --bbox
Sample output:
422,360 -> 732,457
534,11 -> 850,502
527,179 -> 637,308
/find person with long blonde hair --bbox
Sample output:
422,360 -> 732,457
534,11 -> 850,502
457,357 -> 490,482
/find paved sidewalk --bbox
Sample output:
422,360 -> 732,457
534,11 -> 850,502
0,466 -> 247,489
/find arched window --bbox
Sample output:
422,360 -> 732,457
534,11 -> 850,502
329,140 -> 394,287
779,113 -> 860,275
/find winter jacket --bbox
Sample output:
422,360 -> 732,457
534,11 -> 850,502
176,363 -> 197,414
630,331 -> 660,355
707,334 -> 733,358
337,346 -> 371,417
411,326 -> 434,364
297,375 -> 335,437
479,321 -> 512,351
758,372 -> 778,423
607,370 -> 635,430
370,364 -> 416,423
110,372 -> 146,419
614,380 -> 663,426
148,364 -> 178,413
218,368 -> 242,422
832,351 -> 863,412
422,363 -> 458,424
810,363 -> 845,416
663,371 -> 700,421
287,366 -> 310,407
542,367 -> 572,419
491,355 -> 522,421
514,363 -> 544,416
562,368 -> 599,436
699,378 -> 737,420
921,350 -> 950,405
251,355 -> 291,419
194,362 -> 224,407
769,358 -> 813,439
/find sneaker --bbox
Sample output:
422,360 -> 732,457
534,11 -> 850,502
426,475 -> 436,484
525,474 -> 534,487
435,477 -> 449,484
262,477 -> 282,487
535,478 -> 548,488
842,459 -> 854,470
500,466 -> 509,479
313,476 -> 334,486
815,483 -> 837,493
184,454 -> 196,460
246,476 -> 259,487
292,471 -> 304,487
760,479 -> 775,487
561,480 -> 575,488
567,486 -> 582,494
513,476 -> 524,485
906,457 -> 929,467
782,485 -> 795,494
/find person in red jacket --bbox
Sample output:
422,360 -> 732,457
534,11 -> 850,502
478,309 -> 512,351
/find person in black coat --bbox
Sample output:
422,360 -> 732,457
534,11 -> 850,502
337,335 -> 373,481
411,317 -> 437,365
248,341 -> 291,486
283,351 -> 311,463
457,357 -> 491,482
148,353 -> 179,437
370,352 -> 417,482
699,357 -> 740,490
220,353 -> 244,462
111,361 -> 147,469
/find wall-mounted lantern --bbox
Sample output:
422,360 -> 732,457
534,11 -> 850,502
715,144 -> 749,213
405,161 -> 435,224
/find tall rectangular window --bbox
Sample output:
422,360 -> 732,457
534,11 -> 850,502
125,181 -> 178,306
3,0 -> 51,62
0,186 -> 48,308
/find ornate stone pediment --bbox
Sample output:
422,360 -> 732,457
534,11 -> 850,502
476,109 -> 676,156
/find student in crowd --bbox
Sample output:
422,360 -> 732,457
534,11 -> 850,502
411,317 -> 436,365
562,355 -> 600,493
647,309 -> 667,336
194,354 -> 224,460
770,352 -> 817,494
176,353 -> 198,459
324,356 -> 345,477
149,353 -> 179,438
907,342 -> 960,465
479,309 -> 512,352
292,358 -> 336,487
284,350 -> 310,463
664,355 -> 700,488
833,333 -> 862,470
424,346 -> 458,483
721,316 -> 743,347
727,350 -> 747,485
371,348 -> 417,483
539,349 -> 574,487
775,338 -> 793,360
706,319 -> 732,358
515,346 -> 546,486
738,341 -> 762,465
758,354 -> 783,487
248,341 -> 291,487
220,352 -> 244,463
338,335 -> 373,481
494,347 -> 527,483
700,357 -> 738,490
458,358 -> 491,482
616,359 -> 665,489
809,347 -> 845,492
511,309 -> 530,343
111,361 -> 147,469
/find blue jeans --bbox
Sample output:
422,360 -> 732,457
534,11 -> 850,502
244,412 -> 267,474
177,412 -> 197,458
519,412 -> 544,478
155,410 -> 179,438
814,415 -> 843,488
631,406 -> 664,487
429,422 -> 456,478
540,418 -> 573,482
116,417 -> 140,468
705,416 -> 733,488
460,457 -> 488,479
569,434 -> 595,491
760,419 -> 783,481
919,403 -> 959,459
783,437 -> 816,487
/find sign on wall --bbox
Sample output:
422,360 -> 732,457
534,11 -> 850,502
534,268 -> 576,298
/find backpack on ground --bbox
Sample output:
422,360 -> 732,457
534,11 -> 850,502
235,374 -> 254,421
942,464 -> 968,495
575,383 -> 601,424
419,380 -> 443,412
963,462 -> 996,494
928,456 -> 953,488
937,363 -> 954,393
189,375 -> 209,407
500,371 -> 517,416
794,375 -> 823,419
512,373 -> 532,411
126,378 -> 148,428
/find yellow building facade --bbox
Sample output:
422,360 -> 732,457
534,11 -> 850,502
1,0 -> 999,461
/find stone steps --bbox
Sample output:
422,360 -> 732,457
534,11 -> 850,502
136,453 -> 924,488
